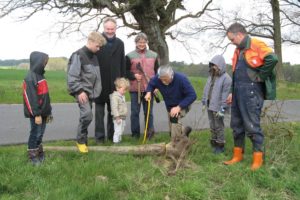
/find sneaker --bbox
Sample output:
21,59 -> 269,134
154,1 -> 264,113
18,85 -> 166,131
76,143 -> 88,153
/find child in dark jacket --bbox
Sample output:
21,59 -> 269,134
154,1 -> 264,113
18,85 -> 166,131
202,55 -> 232,154
23,51 -> 52,165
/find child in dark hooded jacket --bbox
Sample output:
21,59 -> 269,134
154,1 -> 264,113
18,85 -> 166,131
23,51 -> 52,165
202,55 -> 232,154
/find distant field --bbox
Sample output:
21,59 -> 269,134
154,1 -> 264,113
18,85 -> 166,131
0,68 -> 299,104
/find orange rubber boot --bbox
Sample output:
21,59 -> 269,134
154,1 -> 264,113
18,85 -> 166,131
223,147 -> 243,165
250,152 -> 263,171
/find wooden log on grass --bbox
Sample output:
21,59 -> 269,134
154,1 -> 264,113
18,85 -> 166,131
44,143 -> 166,156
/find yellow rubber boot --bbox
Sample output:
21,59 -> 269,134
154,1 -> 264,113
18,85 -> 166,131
76,143 -> 88,153
251,152 -> 263,171
223,147 -> 243,165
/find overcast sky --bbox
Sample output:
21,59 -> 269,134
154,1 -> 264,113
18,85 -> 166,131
0,0 -> 299,64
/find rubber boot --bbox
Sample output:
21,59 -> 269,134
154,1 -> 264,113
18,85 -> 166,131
76,142 -> 88,153
28,149 -> 41,166
223,147 -> 243,165
250,152 -> 263,171
214,142 -> 225,154
38,144 -> 45,162
210,139 -> 217,153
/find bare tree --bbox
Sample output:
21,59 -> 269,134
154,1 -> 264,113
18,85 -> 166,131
0,0 -> 216,65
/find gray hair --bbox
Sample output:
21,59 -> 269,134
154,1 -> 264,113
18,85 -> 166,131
226,22 -> 247,34
135,32 -> 148,43
103,17 -> 117,26
158,64 -> 174,78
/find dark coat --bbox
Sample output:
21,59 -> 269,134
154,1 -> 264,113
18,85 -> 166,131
23,51 -> 52,118
94,35 -> 126,103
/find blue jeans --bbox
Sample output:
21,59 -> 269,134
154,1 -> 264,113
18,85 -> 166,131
28,117 -> 46,149
130,92 -> 154,137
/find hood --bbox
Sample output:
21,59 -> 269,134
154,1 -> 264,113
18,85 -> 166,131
29,51 -> 49,75
209,55 -> 226,74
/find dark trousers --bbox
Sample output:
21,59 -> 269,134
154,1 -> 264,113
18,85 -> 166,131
230,82 -> 264,152
77,100 -> 93,144
130,92 -> 154,138
95,102 -> 114,141
28,117 -> 46,149
207,110 -> 225,143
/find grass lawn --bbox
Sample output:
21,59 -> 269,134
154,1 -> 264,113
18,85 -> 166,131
1,68 -> 300,104
0,123 -> 299,200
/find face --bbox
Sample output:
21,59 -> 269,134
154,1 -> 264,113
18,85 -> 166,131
227,32 -> 244,46
211,65 -> 220,76
88,41 -> 101,53
117,86 -> 127,95
136,39 -> 147,51
159,75 -> 172,85
103,21 -> 117,38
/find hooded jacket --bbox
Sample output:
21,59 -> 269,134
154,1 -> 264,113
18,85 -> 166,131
23,51 -> 52,118
202,55 -> 232,112
67,46 -> 102,99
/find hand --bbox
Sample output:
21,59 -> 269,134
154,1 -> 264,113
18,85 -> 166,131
153,88 -> 159,95
144,92 -> 152,101
226,93 -> 232,105
215,108 -> 225,119
35,116 -> 42,125
135,74 -> 142,81
46,115 -> 53,123
115,117 -> 121,124
170,106 -> 181,118
202,105 -> 206,112
78,91 -> 88,104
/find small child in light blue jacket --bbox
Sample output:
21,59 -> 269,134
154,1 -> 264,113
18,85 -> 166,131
110,78 -> 130,144
202,55 -> 232,154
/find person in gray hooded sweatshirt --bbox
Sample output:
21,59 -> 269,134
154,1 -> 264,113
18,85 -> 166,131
202,55 -> 232,154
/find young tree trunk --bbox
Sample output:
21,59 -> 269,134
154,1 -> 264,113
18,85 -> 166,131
44,143 -> 166,155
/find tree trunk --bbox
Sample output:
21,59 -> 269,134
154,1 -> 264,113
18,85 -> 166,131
44,143 -> 166,155
131,2 -> 169,65
271,0 -> 284,80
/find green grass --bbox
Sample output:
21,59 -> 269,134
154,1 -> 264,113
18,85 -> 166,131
0,123 -> 299,200
1,69 -> 300,104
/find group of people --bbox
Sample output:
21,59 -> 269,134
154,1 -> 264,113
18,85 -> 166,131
22,20 -> 278,171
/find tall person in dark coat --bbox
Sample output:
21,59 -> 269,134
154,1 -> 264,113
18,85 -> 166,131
94,17 -> 126,143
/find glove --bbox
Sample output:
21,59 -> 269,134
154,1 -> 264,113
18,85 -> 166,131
46,115 -> 53,124
215,108 -> 225,118
202,105 -> 206,112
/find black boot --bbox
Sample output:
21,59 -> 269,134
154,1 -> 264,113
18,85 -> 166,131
214,142 -> 225,154
27,149 -> 41,166
38,144 -> 45,162
210,139 -> 217,153
183,126 -> 192,137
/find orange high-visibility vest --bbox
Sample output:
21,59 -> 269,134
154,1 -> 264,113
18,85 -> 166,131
232,38 -> 273,71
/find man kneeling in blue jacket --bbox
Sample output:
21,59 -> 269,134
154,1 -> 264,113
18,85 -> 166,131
145,64 -> 197,138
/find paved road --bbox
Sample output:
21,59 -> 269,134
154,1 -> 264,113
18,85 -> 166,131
1,100 -> 300,145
